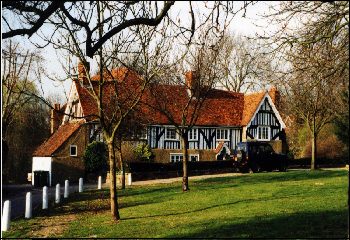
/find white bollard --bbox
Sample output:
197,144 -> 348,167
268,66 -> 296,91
128,173 -> 132,186
79,178 -> 83,193
64,180 -> 69,198
56,184 -> 61,204
98,176 -> 102,189
2,200 -> 11,231
42,186 -> 48,209
25,192 -> 32,219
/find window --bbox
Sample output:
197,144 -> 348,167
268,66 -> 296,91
217,129 -> 229,141
190,154 -> 199,162
170,154 -> 183,163
257,126 -> 270,140
140,128 -> 147,139
264,145 -> 275,155
165,128 -> 177,140
70,145 -> 77,156
188,128 -> 198,141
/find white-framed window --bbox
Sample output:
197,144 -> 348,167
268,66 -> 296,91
190,154 -> 199,162
165,128 -> 178,140
70,145 -> 77,156
257,126 -> 270,140
170,153 -> 183,163
188,128 -> 198,141
216,129 -> 229,141
140,128 -> 148,140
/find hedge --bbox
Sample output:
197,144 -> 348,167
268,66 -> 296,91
125,160 -> 235,173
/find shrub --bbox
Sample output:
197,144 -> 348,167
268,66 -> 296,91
133,142 -> 155,162
82,141 -> 108,173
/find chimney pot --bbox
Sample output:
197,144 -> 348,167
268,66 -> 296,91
78,61 -> 90,87
51,103 -> 62,134
185,71 -> 200,98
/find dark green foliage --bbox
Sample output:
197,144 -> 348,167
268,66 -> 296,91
333,90 -> 349,163
127,160 -> 235,173
333,91 -> 349,147
82,141 -> 108,173
133,142 -> 155,162
287,151 -> 294,160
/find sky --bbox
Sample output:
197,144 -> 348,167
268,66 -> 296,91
2,1 -> 276,103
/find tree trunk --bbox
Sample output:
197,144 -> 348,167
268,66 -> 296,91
311,133 -> 317,170
181,136 -> 190,191
108,141 -> 120,221
120,152 -> 125,190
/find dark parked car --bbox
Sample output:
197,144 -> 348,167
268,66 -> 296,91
233,141 -> 289,173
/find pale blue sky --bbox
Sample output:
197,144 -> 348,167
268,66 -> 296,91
2,1 -> 275,102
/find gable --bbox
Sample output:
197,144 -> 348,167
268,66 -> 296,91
246,93 -> 286,129
241,91 -> 266,126
33,120 -> 84,157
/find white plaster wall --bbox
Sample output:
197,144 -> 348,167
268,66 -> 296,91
32,157 -> 52,186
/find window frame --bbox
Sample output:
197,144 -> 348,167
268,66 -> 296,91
257,126 -> 270,141
165,128 -> 178,140
216,128 -> 229,141
188,128 -> 198,141
70,145 -> 77,157
189,154 -> 199,162
139,127 -> 148,140
170,153 -> 183,163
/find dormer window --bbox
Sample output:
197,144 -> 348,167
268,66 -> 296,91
165,128 -> 178,140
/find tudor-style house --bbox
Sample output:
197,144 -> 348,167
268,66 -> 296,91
32,63 -> 287,186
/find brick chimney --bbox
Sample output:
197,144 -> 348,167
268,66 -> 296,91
78,61 -> 90,87
268,88 -> 281,110
51,104 -> 61,134
185,71 -> 200,98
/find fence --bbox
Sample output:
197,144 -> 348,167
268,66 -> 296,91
1,175 -> 111,232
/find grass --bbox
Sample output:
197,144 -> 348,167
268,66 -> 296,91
2,170 -> 348,238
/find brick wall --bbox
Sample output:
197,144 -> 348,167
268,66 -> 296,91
153,149 -> 217,163
51,124 -> 89,185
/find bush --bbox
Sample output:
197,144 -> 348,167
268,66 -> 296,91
127,160 -> 235,173
133,142 -> 155,162
82,141 -> 108,173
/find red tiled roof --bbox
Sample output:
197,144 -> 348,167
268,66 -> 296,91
241,89 -> 280,126
74,68 -> 278,128
75,69 -> 145,121
90,68 -> 130,82
139,84 -> 244,126
241,91 -> 266,126
33,120 -> 84,157
215,141 -> 225,154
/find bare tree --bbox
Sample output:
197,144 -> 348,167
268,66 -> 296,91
3,1 -> 254,220
277,36 -> 346,170
255,1 -> 349,169
1,39 -> 47,175
2,39 -> 45,136
142,24 -> 224,191
216,31 -> 276,93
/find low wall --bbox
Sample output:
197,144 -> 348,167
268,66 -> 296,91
106,173 -> 132,184
153,149 -> 217,163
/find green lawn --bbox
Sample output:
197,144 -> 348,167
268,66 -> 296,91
3,170 -> 349,238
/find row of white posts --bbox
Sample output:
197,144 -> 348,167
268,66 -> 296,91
2,175 -> 115,232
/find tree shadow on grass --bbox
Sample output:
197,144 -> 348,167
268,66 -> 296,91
195,170 -> 347,186
164,209 -> 348,239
